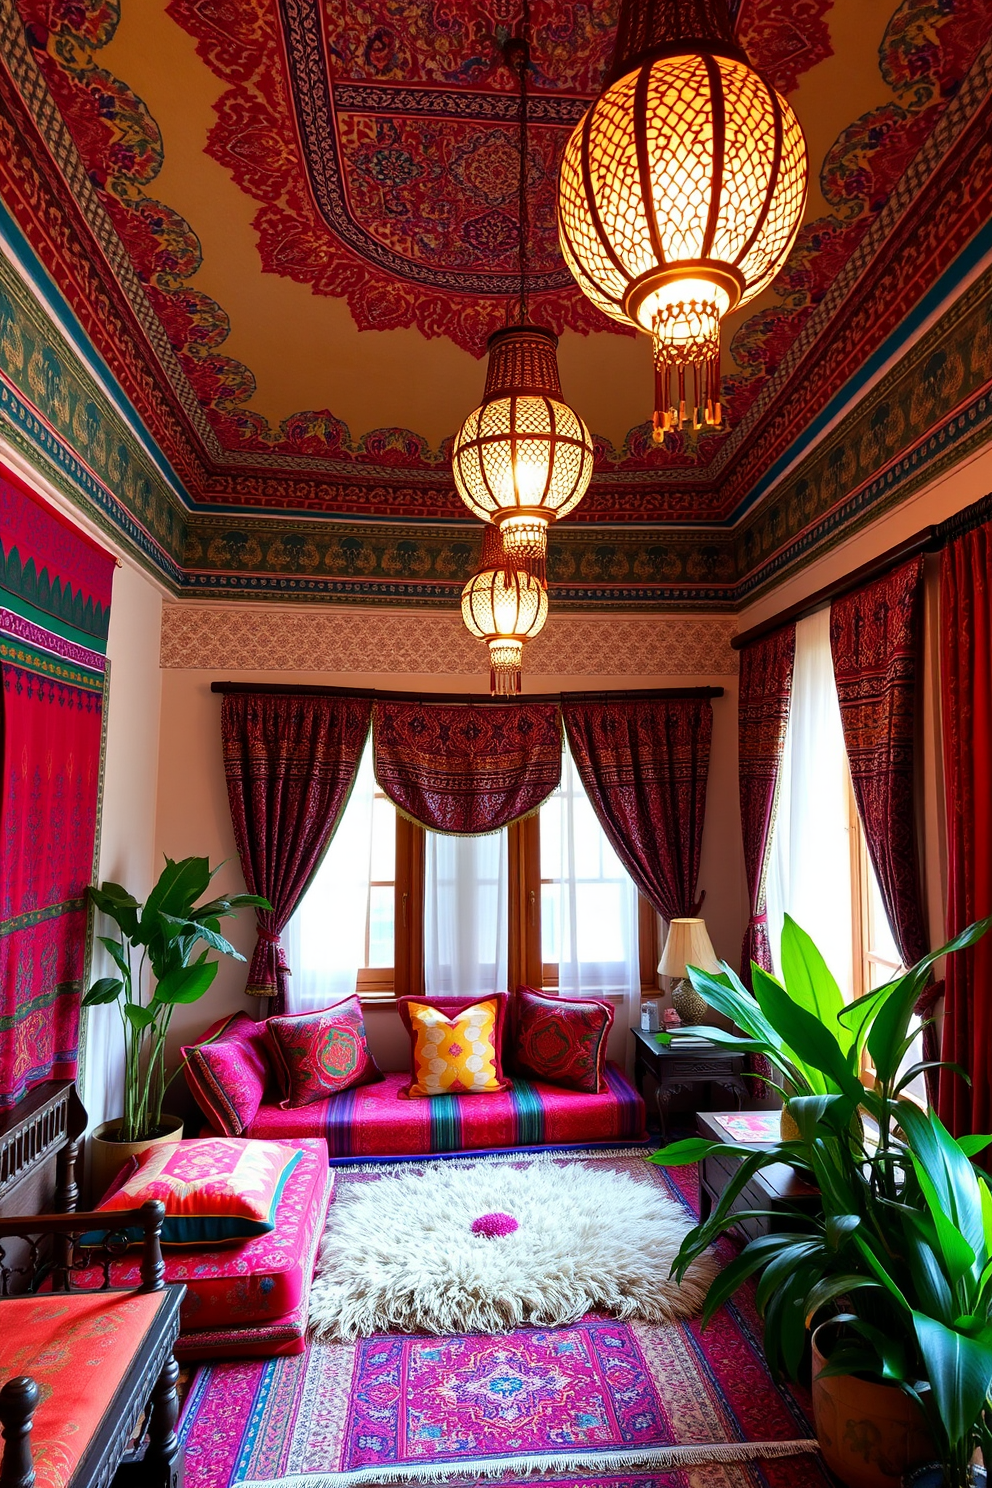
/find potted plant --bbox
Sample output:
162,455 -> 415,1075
85,855 -> 268,1192
653,914 -> 992,1488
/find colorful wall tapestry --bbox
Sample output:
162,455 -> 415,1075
373,702 -> 562,834
0,467 -> 114,1109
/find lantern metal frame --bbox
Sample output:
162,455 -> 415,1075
557,0 -> 808,441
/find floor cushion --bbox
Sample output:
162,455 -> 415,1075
230,1063 -> 646,1158
182,1011 -> 273,1137
70,1139 -> 332,1347
0,1290 -> 170,1488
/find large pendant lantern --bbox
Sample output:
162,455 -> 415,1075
557,0 -> 808,442
452,324 -> 594,562
461,523 -> 548,694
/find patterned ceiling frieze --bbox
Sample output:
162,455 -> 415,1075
159,603 -> 740,676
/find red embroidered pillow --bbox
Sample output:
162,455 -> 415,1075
182,1013 -> 272,1137
265,997 -> 381,1108
512,988 -> 614,1093
396,992 -> 510,1097
95,1138 -> 301,1246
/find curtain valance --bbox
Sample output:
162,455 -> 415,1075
0,469 -> 115,1108
221,692 -> 373,1002
372,701 -> 562,834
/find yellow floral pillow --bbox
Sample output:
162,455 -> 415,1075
401,997 -> 506,1098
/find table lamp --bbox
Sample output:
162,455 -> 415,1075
658,917 -> 721,1026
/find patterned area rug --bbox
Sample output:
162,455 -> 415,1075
178,1150 -> 830,1488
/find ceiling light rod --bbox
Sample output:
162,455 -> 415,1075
502,2 -> 531,326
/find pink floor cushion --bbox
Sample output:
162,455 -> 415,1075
238,1063 -> 646,1157
73,1139 -> 332,1338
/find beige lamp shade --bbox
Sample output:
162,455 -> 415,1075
658,918 -> 721,979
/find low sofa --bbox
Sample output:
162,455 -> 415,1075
185,1011 -> 647,1160
78,1137 -> 332,1359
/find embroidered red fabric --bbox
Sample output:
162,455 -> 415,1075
562,698 -> 712,922
266,997 -> 382,1107
373,701 -> 561,833
221,692 -> 372,1003
939,522 -> 992,1136
512,988 -> 614,1094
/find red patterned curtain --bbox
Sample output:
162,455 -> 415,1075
222,693 -> 372,1003
737,625 -> 796,984
0,471 -> 114,1109
829,559 -> 938,1093
561,698 -> 712,921
372,701 -> 562,833
938,523 -> 992,1135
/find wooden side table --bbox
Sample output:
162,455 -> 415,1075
696,1110 -> 820,1242
630,1027 -> 749,1137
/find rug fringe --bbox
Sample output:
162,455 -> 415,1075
329,1146 -> 656,1176
234,1438 -> 820,1488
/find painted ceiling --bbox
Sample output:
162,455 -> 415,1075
0,0 -> 990,606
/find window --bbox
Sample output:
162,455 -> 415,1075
287,736 -> 658,1014
765,608 -> 921,1096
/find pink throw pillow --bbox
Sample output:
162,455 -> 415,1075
182,1013 -> 272,1136
265,997 -> 381,1108
512,987 -> 614,1093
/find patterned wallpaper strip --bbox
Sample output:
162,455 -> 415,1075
159,605 -> 740,677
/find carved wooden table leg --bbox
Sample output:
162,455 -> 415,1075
144,1353 -> 183,1488
0,1376 -> 38,1488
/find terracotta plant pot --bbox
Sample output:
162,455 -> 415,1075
811,1323 -> 935,1488
88,1113 -> 184,1201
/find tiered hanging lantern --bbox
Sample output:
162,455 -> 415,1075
452,323 -> 595,562
557,0 -> 808,442
461,523 -> 548,694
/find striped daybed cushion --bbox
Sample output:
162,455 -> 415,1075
227,1063 -> 646,1159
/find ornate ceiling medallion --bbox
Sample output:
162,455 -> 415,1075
558,0 -> 809,442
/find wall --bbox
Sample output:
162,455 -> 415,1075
80,557 -> 164,1132
154,607 -> 745,1073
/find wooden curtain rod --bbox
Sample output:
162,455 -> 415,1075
731,487 -> 992,653
730,532 -> 934,651
209,683 -> 725,703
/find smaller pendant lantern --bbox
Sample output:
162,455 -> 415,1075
452,324 -> 594,562
461,523 -> 548,694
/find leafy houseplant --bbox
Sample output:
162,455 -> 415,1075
653,914 -> 992,1488
85,856 -> 268,1144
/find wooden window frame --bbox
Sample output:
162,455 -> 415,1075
358,814 -> 425,1004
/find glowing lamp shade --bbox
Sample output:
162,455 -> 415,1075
461,527 -> 549,695
452,325 -> 594,560
558,3 -> 808,440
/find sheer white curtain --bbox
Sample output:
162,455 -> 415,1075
765,608 -> 855,996
424,830 -> 508,996
542,741 -> 641,1028
284,741 -> 375,1012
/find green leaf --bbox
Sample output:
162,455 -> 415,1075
958,1134 -> 992,1159
752,966 -> 863,1102
123,1003 -> 156,1030
683,964 -> 788,1054
898,1105 -> 986,1266
152,960 -> 219,1005
780,915 -> 851,1052
82,976 -> 124,1006
97,937 -> 130,977
912,1311 -> 992,1449
88,883 -> 140,937
650,1138 -> 726,1167
825,1214 -> 860,1250
143,856 -> 214,924
803,1274 -> 882,1327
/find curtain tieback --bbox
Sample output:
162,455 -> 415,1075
256,928 -> 282,945
748,911 -> 768,926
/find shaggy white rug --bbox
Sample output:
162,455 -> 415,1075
309,1155 -> 718,1341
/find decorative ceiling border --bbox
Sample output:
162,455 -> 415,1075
159,605 -> 740,676
2,215 -> 991,611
